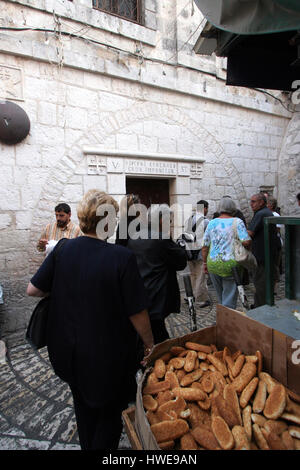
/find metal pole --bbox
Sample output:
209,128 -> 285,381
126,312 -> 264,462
264,218 -> 274,306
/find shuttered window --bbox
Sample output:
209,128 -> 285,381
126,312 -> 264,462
92,1 -> 142,24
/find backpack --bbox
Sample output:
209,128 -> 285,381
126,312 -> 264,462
177,215 -> 204,261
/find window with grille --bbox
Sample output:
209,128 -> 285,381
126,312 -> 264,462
92,1 -> 142,24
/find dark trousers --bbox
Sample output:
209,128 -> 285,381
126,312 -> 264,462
253,263 -> 266,308
70,387 -> 128,450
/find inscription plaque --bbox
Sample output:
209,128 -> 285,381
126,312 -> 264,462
124,159 -> 177,175
0,65 -> 23,101
86,153 -> 203,179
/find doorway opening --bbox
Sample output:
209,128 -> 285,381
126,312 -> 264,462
126,177 -> 170,208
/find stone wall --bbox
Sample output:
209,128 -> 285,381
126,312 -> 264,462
277,112 -> 300,216
0,0 -> 293,336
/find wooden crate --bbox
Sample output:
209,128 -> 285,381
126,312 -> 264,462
122,405 -> 142,450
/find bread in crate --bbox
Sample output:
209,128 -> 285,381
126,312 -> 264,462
142,341 -> 300,450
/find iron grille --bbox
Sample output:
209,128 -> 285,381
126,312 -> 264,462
92,0 -> 142,24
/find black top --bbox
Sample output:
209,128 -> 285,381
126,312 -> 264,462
30,236 -> 148,407
234,209 -> 247,227
248,207 -> 278,264
127,230 -> 187,321
115,216 -> 141,247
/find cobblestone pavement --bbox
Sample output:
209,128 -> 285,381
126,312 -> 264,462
0,278 -> 285,450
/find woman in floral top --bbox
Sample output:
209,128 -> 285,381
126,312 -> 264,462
202,197 -> 251,309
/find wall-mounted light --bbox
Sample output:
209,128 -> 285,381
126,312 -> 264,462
0,101 -> 30,145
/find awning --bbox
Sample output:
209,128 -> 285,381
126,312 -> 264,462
194,0 -> 300,91
194,0 -> 300,35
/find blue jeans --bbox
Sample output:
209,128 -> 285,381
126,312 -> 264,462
209,273 -> 238,309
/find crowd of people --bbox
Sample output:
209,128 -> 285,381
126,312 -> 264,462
26,189 -> 297,450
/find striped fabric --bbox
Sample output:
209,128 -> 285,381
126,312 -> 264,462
37,221 -> 82,251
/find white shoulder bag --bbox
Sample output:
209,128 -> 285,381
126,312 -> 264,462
233,218 -> 257,272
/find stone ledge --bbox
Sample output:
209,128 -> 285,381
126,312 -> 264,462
6,0 -> 157,46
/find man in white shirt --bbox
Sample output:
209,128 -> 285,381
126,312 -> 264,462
185,200 -> 210,308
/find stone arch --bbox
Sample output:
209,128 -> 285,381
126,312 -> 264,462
29,101 -> 249,267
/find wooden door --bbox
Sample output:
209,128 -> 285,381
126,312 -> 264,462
126,177 -> 170,208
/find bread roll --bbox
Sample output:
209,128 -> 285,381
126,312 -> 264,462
259,372 -> 276,393
158,396 -> 186,416
210,370 -> 227,390
198,395 -> 211,411
239,377 -> 259,408
252,423 -> 269,450
151,419 -> 189,443
251,413 -> 267,427
176,369 -> 186,382
173,386 -> 206,402
200,362 -> 209,371
252,379 -> 267,413
198,351 -> 207,360
178,350 -> 189,357
231,354 -> 245,378
170,346 -> 186,356
146,372 -> 159,385
185,342 -> 212,354
242,405 -> 252,441
180,369 -> 203,388
157,390 -> 174,406
225,354 -> 234,370
207,354 -> 228,376
263,384 -> 286,420
285,396 -> 300,416
211,416 -> 234,450
261,428 -> 287,450
215,394 -> 241,428
281,413 -> 300,425
245,355 -> 258,364
232,425 -> 251,450
231,362 -> 257,393
201,376 -> 214,394
180,432 -> 198,450
156,409 -> 176,422
281,430 -> 295,450
223,385 -> 242,426
192,425 -> 220,450
143,394 -> 158,412
188,403 -> 211,429
255,350 -> 263,375
184,350 -> 198,372
222,346 -> 231,361
263,419 -> 287,435
154,359 -> 166,379
146,410 -> 159,425
169,357 -> 185,369
232,350 -> 242,361
143,379 -> 171,395
165,371 -> 179,390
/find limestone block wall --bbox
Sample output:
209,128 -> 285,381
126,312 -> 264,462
0,0 -> 293,337
277,112 -> 300,216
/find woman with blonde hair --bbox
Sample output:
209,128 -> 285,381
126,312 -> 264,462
27,189 -> 153,450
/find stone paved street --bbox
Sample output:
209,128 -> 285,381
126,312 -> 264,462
0,277 -> 284,450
